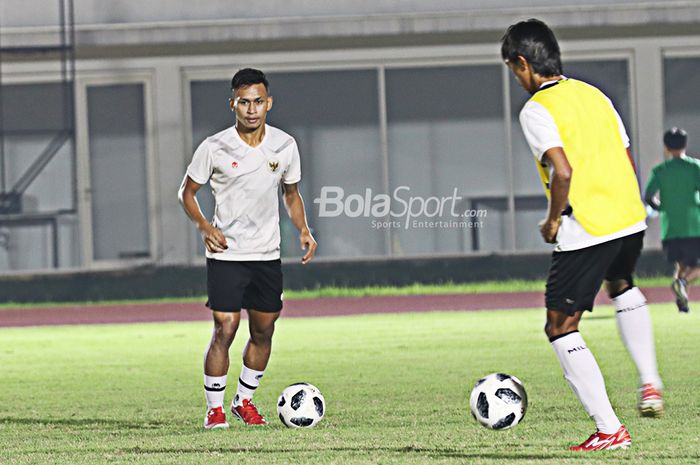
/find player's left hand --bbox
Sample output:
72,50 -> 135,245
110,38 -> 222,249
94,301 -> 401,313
539,217 -> 561,244
300,228 -> 317,264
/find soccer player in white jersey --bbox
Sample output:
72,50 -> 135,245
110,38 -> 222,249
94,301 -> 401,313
178,68 -> 317,429
502,19 -> 664,451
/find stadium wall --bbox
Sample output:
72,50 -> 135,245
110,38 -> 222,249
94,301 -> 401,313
2,1 -> 700,278
0,250 -> 671,303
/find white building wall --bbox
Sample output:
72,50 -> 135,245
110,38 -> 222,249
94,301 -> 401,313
1,1 -> 700,271
3,1 -> 694,27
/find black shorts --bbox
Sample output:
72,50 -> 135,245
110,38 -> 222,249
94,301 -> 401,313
662,237 -> 700,267
206,258 -> 283,313
545,231 -> 644,316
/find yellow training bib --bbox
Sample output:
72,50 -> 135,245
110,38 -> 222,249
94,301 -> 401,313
530,79 -> 646,236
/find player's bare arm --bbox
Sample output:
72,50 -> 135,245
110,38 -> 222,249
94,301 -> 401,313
178,175 -> 228,253
282,182 -> 317,264
540,147 -> 572,243
644,188 -> 660,211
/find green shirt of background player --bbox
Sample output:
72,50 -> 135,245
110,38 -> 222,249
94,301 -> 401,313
644,127 -> 700,313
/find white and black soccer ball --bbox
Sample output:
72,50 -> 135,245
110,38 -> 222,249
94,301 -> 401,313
277,383 -> 326,428
469,373 -> 527,430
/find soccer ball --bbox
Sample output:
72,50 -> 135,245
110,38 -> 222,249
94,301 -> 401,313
469,373 -> 527,430
277,383 -> 326,428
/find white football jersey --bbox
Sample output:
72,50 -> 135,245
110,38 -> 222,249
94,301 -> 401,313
186,124 -> 301,261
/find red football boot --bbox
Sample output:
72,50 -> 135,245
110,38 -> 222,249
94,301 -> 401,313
231,398 -> 267,425
569,425 -> 631,451
638,383 -> 664,417
203,406 -> 229,429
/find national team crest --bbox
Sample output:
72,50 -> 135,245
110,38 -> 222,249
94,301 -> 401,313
268,159 -> 280,173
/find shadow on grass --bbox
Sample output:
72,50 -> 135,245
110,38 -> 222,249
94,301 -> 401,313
104,445 -> 561,459
110,445 -> 695,461
0,417 -> 165,429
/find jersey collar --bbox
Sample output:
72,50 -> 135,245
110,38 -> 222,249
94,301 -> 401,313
232,124 -> 269,150
536,76 -> 568,93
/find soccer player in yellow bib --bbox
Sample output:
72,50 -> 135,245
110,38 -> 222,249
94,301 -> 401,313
502,19 -> 664,451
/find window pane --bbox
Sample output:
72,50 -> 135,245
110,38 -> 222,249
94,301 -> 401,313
189,81 -> 226,257
386,65 -> 507,254
0,83 -> 77,271
266,70 -> 384,258
664,57 -> 700,157
1,83 -> 74,212
87,84 -> 150,260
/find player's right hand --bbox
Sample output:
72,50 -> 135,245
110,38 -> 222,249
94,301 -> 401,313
538,217 -> 561,244
200,224 -> 228,253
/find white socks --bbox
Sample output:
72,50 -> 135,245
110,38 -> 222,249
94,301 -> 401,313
204,375 -> 227,409
550,331 -> 622,434
205,366 -> 266,409
234,365 -> 265,406
614,287 -> 663,390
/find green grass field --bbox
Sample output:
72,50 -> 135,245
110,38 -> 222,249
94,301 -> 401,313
1,304 -> 698,464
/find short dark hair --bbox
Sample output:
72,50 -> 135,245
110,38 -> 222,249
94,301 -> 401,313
663,127 -> 688,150
231,68 -> 269,92
501,19 -> 563,77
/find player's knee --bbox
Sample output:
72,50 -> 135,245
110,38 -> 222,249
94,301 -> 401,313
248,312 -> 278,345
213,317 -> 238,345
249,318 -> 276,344
250,325 -> 275,345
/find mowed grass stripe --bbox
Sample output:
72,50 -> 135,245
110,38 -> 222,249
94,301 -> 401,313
0,305 -> 697,464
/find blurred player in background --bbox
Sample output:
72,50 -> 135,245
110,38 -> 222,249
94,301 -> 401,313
178,68 -> 317,429
645,127 -> 700,313
502,19 -> 664,451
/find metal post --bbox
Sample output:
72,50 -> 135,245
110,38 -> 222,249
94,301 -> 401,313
502,65 -> 517,251
377,66 -> 392,256
67,0 -> 78,211
51,216 -> 59,268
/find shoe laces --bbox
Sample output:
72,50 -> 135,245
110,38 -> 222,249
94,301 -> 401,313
239,399 -> 264,423
585,430 -> 605,442
208,407 -> 225,420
